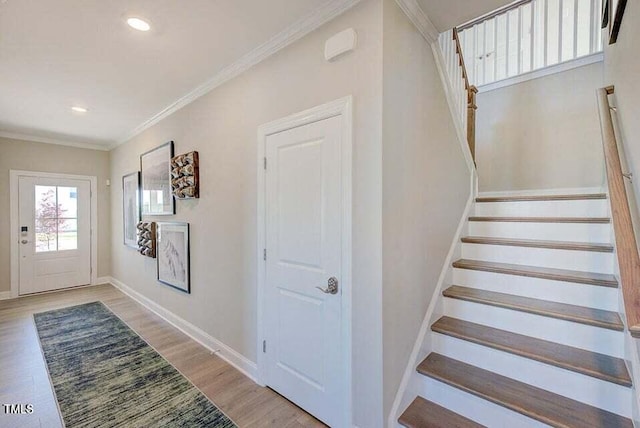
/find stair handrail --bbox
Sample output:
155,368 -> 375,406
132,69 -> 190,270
452,27 -> 478,162
597,85 -> 640,337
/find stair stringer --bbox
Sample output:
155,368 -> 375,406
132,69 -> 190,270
387,192 -> 474,427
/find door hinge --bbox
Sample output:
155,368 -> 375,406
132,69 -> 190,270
264,157 -> 267,170
263,340 -> 267,353
263,249 -> 267,261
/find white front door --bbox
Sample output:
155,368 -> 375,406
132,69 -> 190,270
264,115 -> 345,427
18,175 -> 91,295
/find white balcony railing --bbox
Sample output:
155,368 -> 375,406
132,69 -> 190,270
457,0 -> 603,87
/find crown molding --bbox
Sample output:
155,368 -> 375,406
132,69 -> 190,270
112,0 -> 362,149
0,130 -> 111,151
394,0 -> 439,44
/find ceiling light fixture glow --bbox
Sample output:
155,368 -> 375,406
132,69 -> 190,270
71,106 -> 88,113
127,17 -> 151,32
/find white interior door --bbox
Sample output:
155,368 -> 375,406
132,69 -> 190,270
264,115 -> 344,427
18,175 -> 91,295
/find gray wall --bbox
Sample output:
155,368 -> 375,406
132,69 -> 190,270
381,0 -> 471,419
109,2 -> 385,426
476,62 -> 605,192
0,137 -> 111,292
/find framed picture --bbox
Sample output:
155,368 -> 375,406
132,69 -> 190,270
141,141 -> 175,216
602,0 -> 610,29
610,0 -> 627,44
122,172 -> 141,248
157,222 -> 190,293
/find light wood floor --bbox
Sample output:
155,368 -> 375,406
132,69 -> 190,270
0,284 -> 325,428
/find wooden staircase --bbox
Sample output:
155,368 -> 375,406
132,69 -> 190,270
398,193 -> 634,427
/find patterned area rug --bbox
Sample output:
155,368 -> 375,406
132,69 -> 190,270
34,301 -> 237,428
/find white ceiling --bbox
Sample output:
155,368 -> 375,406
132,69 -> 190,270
418,0 -> 513,32
0,0 -> 512,150
0,0 -> 334,148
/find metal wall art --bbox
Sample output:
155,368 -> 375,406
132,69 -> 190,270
137,221 -> 156,258
171,151 -> 199,199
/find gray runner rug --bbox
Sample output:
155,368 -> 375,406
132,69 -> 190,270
34,301 -> 236,428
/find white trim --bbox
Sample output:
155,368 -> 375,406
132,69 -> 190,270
394,0 -> 439,43
256,96 -> 353,428
0,291 -> 12,301
10,170 -> 99,298
0,130 -> 110,151
108,276 -> 259,382
95,276 -> 111,285
387,193 -> 474,427
112,0 -> 361,148
477,186 -> 606,198
478,52 -> 604,93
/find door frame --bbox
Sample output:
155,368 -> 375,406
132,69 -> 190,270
9,170 -> 99,298
256,96 -> 353,427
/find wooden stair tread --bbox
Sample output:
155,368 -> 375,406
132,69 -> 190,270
432,316 -> 631,386
452,259 -> 618,288
443,286 -> 623,331
398,396 -> 484,428
476,193 -> 607,203
461,236 -> 613,252
469,216 -> 610,223
417,353 -> 632,428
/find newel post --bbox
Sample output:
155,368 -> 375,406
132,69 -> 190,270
467,86 -> 478,163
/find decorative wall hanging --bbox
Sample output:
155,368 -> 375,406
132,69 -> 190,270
610,0 -> 627,44
140,141 -> 175,215
171,151 -> 199,199
137,221 -> 156,258
122,172 -> 141,248
156,222 -> 190,293
603,0 -> 628,44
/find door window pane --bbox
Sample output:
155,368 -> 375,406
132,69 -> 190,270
34,185 -> 79,252
58,219 -> 78,250
36,219 -> 58,252
57,186 -> 78,218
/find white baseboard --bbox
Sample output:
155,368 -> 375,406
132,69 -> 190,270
387,192 -> 474,426
107,276 -> 259,383
0,291 -> 12,301
94,276 -> 111,285
477,186 -> 606,198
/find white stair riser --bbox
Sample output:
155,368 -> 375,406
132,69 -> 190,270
432,333 -> 632,417
453,268 -> 619,311
416,376 -> 550,428
461,243 -> 614,274
443,298 -> 624,357
468,221 -> 612,243
474,199 -> 609,217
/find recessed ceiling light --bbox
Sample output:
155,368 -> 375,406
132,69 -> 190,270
127,17 -> 151,32
71,106 -> 88,113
